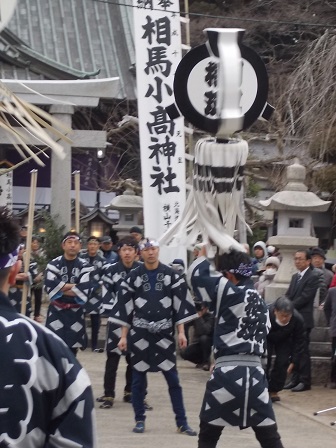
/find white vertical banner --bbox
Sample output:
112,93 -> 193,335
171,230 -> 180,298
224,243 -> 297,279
133,0 -> 186,265
0,170 -> 13,211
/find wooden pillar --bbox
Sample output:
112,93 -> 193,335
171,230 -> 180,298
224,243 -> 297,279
49,105 -> 74,230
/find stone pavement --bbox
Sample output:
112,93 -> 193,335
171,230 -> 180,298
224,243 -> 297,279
77,350 -> 336,448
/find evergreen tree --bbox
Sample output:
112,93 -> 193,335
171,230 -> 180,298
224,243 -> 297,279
36,211 -> 65,269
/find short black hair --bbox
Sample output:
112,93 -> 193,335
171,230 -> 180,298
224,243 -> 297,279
62,231 -> 81,242
87,235 -> 100,243
130,226 -> 142,234
216,250 -> 252,280
295,249 -> 311,260
274,296 -> 294,314
116,236 -> 138,250
0,207 -> 20,257
194,301 -> 208,312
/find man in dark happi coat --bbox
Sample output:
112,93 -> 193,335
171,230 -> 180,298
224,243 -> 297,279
97,236 -> 142,409
0,207 -> 97,447
187,248 -> 284,448
80,236 -> 106,352
110,238 -> 198,435
45,231 -> 93,355
8,244 -> 38,317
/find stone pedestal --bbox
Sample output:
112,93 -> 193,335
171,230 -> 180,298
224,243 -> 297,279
106,181 -> 143,239
259,161 -> 331,303
264,235 -> 318,303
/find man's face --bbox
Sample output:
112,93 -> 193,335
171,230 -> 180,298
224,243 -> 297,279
294,251 -> 310,272
141,246 -> 159,266
62,238 -> 81,258
18,246 -> 25,260
130,232 -> 142,243
87,240 -> 99,256
193,247 -> 200,258
119,245 -> 137,265
274,309 -> 292,326
31,239 -> 40,251
311,255 -> 324,269
20,228 -> 27,238
101,241 -> 112,251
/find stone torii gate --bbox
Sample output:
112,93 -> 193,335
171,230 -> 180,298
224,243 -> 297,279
0,77 -> 120,229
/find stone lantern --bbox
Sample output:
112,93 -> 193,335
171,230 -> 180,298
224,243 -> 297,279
105,180 -> 143,239
259,160 -> 331,303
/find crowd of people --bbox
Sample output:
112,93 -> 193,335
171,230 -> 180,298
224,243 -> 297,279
2,207 -> 336,447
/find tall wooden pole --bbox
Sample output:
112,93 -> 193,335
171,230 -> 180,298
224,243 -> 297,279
21,169 -> 37,315
73,170 -> 80,233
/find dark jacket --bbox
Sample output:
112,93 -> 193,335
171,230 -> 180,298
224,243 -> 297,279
191,311 -> 215,343
286,267 -> 323,329
267,304 -> 305,366
316,267 -> 334,303
324,287 -> 336,337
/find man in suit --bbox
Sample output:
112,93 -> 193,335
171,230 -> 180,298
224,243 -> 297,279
284,249 -> 324,392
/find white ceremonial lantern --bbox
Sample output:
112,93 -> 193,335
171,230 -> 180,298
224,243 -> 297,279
161,28 -> 274,253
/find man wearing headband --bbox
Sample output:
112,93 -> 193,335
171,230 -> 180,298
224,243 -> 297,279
80,236 -> 106,352
0,207 -> 97,447
188,249 -> 284,448
110,237 -> 198,436
97,236 -> 150,409
44,231 -> 93,356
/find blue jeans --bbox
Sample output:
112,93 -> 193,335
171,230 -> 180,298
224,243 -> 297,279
132,368 -> 187,427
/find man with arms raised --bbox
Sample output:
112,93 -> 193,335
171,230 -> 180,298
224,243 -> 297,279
188,247 -> 284,448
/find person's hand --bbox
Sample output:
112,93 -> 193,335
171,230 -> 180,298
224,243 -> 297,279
178,333 -> 187,349
287,362 -> 294,374
34,272 -> 43,283
16,273 -> 29,281
118,336 -> 127,352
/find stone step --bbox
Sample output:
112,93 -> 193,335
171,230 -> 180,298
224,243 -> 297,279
314,308 -> 328,327
311,356 -> 332,385
311,326 -> 330,342
310,341 -> 332,357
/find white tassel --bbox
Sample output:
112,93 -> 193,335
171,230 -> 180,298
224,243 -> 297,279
159,137 -> 249,253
